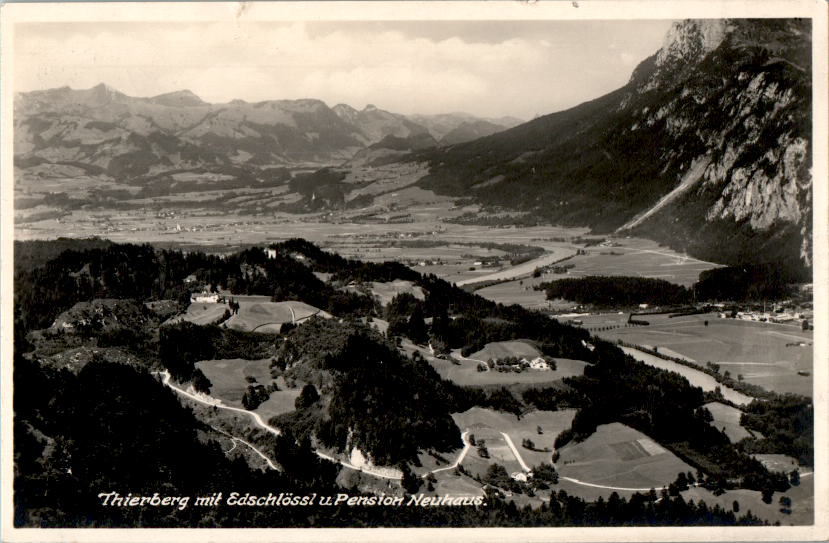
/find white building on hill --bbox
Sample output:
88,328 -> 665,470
191,292 -> 219,303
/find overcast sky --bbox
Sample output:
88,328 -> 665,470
15,20 -> 674,119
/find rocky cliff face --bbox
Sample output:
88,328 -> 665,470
418,18 -> 812,267
621,18 -> 812,266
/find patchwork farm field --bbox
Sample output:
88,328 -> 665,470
431,470 -> 485,497
345,280 -> 425,307
577,312 -> 631,329
681,475 -> 814,526
430,351 -> 587,386
167,302 -> 228,326
475,279 -> 555,310
458,429 -> 525,480
254,389 -> 302,421
196,358 -> 301,420
195,358 -> 273,405
752,453 -> 802,473
601,313 -> 813,397
225,300 -> 325,333
557,423 -> 693,491
703,401 -> 759,443
562,240 -> 720,287
452,407 -> 576,468
476,238 -> 722,313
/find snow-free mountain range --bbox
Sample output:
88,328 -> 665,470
14,84 -> 521,169
14,18 -> 812,268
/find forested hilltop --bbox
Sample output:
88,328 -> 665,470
13,238 -> 810,527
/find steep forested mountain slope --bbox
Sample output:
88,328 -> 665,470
416,19 -> 811,267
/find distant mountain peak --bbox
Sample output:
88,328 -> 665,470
363,104 -> 379,112
81,83 -> 129,105
150,89 -> 206,107
656,19 -> 730,67
93,82 -> 119,93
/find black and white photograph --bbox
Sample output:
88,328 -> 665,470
1,1 -> 826,540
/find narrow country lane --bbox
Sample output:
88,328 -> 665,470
155,370 -> 403,480
427,430 -> 472,476
155,370 -> 280,436
500,432 -> 532,472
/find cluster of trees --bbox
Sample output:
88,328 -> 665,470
534,262 -> 810,309
272,318 -> 462,465
695,262 -> 809,302
241,384 -> 271,410
385,293 -> 428,345
739,395 -> 814,466
522,386 -> 586,411
522,438 -> 549,452
536,276 -> 691,307
14,237 -> 113,272
484,463 -> 521,491
15,243 -> 168,335
533,463 -> 559,485
279,168 -> 351,213
159,322 -> 276,382
188,247 -> 375,316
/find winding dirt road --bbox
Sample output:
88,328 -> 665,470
212,426 -> 279,471
427,430 -> 472,477
155,370 -> 403,480
155,370 -> 280,436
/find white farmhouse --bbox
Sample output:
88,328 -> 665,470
528,357 -> 550,371
511,472 -> 528,482
191,292 -> 219,303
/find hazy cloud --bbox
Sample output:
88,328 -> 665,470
15,20 -> 673,118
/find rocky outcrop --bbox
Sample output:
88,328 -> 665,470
418,18 -> 812,267
622,19 -> 812,266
